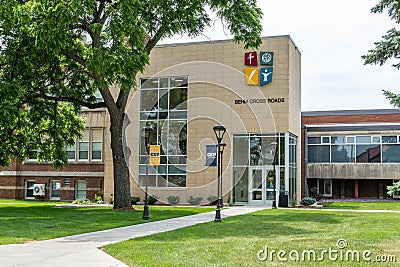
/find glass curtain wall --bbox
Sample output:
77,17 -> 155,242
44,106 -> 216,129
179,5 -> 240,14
139,76 -> 188,187
232,133 -> 297,205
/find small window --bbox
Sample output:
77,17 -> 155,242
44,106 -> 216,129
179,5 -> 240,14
91,129 -> 103,161
25,180 -> 35,199
382,136 -> 397,143
346,136 -> 355,144
75,180 -> 87,200
79,130 -> 89,160
372,136 -> 381,143
322,136 -> 330,144
50,181 -> 61,200
356,136 -> 371,144
65,178 -> 70,187
66,144 -> 76,161
308,137 -> 321,144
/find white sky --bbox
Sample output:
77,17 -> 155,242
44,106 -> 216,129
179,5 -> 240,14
160,0 -> 400,111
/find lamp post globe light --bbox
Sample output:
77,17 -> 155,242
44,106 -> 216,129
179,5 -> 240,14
269,141 -> 279,209
213,125 -> 226,222
142,126 -> 153,220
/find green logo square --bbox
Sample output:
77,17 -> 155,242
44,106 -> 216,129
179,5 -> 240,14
260,52 -> 273,65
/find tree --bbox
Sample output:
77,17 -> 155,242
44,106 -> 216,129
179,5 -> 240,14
0,0 -> 262,209
362,0 -> 400,104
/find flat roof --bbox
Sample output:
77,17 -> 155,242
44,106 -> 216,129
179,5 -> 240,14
302,109 -> 400,116
156,35 -> 300,53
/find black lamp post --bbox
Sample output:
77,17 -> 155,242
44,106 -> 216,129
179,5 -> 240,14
269,141 -> 279,209
213,125 -> 226,222
142,126 -> 153,220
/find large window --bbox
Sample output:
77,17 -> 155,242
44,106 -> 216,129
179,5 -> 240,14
308,135 -> 400,163
139,76 -> 188,187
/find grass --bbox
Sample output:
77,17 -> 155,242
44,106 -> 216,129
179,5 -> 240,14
104,208 -> 400,266
322,201 -> 400,210
0,200 -> 213,245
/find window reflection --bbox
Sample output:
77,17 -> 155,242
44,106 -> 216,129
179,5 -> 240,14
139,76 -> 188,187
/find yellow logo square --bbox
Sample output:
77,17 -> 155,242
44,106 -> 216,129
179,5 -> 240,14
244,68 -> 259,85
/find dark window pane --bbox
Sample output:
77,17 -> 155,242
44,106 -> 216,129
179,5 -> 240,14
356,144 -> 381,163
382,136 -> 397,143
308,145 -> 330,163
170,76 -> 188,87
140,89 -> 158,111
141,78 -> 159,89
382,144 -> 400,163
168,175 -> 186,187
331,145 -> 355,163
308,137 -> 321,144
233,137 -> 249,165
169,88 -> 187,110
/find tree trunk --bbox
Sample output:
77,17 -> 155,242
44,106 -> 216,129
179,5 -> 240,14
109,110 -> 132,209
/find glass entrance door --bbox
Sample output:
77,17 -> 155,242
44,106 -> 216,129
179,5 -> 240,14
249,166 -> 278,206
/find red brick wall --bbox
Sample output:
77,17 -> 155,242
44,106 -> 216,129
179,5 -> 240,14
302,113 -> 400,125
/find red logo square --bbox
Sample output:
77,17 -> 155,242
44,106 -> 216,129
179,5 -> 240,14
244,51 -> 258,66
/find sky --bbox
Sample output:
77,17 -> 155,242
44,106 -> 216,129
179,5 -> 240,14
160,0 -> 400,111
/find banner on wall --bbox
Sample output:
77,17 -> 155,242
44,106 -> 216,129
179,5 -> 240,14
149,145 -> 160,166
206,145 -> 217,166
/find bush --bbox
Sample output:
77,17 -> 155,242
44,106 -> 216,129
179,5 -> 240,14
147,195 -> 159,205
300,197 -> 316,206
167,195 -> 181,205
387,181 -> 400,196
187,196 -> 203,205
94,194 -> 104,204
131,196 -> 140,205
207,195 -> 218,205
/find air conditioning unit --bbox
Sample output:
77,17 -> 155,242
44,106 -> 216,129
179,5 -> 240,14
33,184 -> 46,196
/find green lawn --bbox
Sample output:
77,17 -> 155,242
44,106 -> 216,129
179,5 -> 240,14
323,201 -> 400,210
104,208 -> 400,267
0,200 -> 213,245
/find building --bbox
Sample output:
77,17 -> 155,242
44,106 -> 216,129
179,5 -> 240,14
0,109 -> 106,200
302,109 -> 400,199
2,36 -> 399,204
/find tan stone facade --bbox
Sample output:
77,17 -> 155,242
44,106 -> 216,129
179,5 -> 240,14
102,36 -> 302,205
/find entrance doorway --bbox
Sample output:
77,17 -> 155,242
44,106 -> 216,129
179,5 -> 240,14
249,166 -> 279,206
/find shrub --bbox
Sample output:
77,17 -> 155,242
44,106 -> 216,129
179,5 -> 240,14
207,195 -> 218,205
167,195 -> 181,205
147,195 -> 159,205
188,196 -> 203,205
300,197 -> 316,206
387,181 -> 400,196
131,196 -> 140,205
94,194 -> 104,204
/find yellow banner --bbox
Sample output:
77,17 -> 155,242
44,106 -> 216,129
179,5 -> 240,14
149,145 -> 160,166
244,67 -> 259,85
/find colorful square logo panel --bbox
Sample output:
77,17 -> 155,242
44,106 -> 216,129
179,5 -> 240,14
244,51 -> 274,86
244,51 -> 258,66
260,52 -> 274,65
244,68 -> 259,85
259,67 -> 273,86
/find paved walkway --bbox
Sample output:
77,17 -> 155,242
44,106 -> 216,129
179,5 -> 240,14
0,206 -> 266,267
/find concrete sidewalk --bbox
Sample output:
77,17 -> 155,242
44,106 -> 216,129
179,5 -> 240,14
0,206 -> 265,267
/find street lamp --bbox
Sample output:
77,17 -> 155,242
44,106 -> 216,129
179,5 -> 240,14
269,141 -> 279,209
142,126 -> 153,220
213,125 -> 226,222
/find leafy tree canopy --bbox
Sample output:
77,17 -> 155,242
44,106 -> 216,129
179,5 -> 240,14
1,0 -> 262,207
0,0 -> 262,168
362,0 -> 400,105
